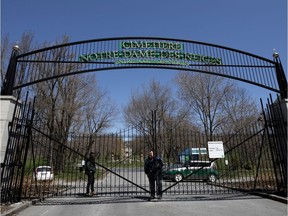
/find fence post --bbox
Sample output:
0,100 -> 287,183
1,45 -> 19,96
151,110 -> 157,155
273,52 -> 287,99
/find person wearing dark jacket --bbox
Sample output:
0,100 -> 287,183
85,152 -> 96,196
144,150 -> 163,200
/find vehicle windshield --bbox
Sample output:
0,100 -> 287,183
37,167 -> 51,172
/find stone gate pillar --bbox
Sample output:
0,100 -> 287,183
270,98 -> 288,191
0,95 -> 21,164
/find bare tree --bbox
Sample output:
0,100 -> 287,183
30,36 -> 117,171
221,86 -> 258,133
80,82 -> 117,156
175,71 -> 258,139
1,34 -> 10,82
1,31 -> 35,97
123,79 -> 189,156
1,33 -> 118,172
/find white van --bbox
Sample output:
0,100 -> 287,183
34,166 -> 53,181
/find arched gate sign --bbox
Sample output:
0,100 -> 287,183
1,37 -> 287,98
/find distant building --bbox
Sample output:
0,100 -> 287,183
124,142 -> 132,163
178,147 -> 207,163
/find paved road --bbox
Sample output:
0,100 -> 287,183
54,168 -> 234,196
12,194 -> 287,216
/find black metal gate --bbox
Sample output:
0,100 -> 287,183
1,37 -> 287,203
1,93 -> 286,203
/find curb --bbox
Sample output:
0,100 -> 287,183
1,201 -> 32,216
252,192 -> 288,204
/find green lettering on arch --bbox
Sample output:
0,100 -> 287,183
79,54 -> 90,62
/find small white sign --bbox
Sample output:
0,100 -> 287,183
208,141 -> 225,158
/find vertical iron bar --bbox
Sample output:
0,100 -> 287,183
154,110 -> 158,156
269,94 -> 287,192
253,126 -> 265,190
1,90 -> 23,202
18,97 -> 36,201
14,99 -> 30,199
260,98 -> 281,192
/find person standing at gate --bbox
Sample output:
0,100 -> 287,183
144,150 -> 163,200
85,152 -> 96,196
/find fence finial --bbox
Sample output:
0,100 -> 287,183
272,49 -> 279,58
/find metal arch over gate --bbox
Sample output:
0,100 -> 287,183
1,37 -> 287,98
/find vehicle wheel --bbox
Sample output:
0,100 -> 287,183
208,174 -> 217,183
174,173 -> 183,182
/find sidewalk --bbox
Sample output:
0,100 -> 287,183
1,201 -> 31,216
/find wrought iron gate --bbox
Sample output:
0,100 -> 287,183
1,93 -> 286,203
1,37 -> 287,203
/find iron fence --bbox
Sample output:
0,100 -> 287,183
18,114 -> 286,200
1,95 -> 286,203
